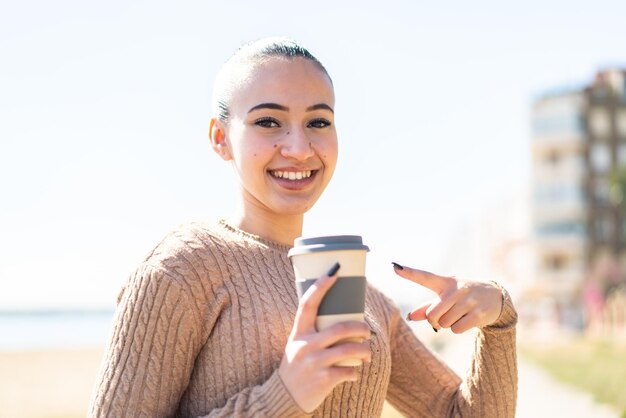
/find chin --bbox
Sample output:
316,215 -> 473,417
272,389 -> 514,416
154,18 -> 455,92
271,197 -> 321,217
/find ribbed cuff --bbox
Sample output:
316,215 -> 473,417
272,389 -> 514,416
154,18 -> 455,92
483,281 -> 518,332
262,371 -> 313,418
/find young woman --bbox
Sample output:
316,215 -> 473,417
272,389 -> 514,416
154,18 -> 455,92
89,38 -> 517,418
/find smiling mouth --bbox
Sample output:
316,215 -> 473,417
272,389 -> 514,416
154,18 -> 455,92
268,170 -> 318,180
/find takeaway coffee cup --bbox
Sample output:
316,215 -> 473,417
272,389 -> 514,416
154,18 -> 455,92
288,235 -> 369,367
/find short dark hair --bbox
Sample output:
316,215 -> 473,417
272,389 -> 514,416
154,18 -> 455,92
211,37 -> 332,123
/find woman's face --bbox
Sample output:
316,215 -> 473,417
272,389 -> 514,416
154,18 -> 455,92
215,57 -> 338,218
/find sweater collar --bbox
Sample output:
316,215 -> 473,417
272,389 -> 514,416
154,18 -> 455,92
217,219 -> 293,252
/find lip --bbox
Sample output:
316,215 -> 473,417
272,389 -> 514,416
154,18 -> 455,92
267,168 -> 320,190
269,166 -> 320,172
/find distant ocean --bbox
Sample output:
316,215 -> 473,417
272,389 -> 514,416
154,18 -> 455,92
0,310 -> 115,350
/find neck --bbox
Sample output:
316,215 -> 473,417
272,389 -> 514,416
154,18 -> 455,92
229,205 -> 303,248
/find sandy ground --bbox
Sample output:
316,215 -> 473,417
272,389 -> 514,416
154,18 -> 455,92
0,348 -> 104,418
0,339 -> 619,418
0,348 -> 402,418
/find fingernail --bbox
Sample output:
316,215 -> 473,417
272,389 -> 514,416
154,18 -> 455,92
432,326 -> 438,333
392,262 -> 404,270
327,262 -> 340,277
405,312 -> 412,321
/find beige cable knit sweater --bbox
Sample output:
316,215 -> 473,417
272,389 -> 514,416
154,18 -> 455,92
89,220 -> 518,418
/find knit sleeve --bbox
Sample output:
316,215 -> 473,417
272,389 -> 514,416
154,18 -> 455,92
196,371 -> 311,418
88,262 -> 309,418
385,286 -> 518,418
89,263 -> 203,418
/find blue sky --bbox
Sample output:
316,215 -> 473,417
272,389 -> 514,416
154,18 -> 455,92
2,0 -> 626,309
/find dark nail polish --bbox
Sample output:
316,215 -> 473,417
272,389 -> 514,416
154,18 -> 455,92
392,262 -> 404,270
432,327 -> 438,333
327,262 -> 340,277
405,313 -> 412,321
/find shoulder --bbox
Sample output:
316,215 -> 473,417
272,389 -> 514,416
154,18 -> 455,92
116,221 -> 236,303
141,221 -> 234,274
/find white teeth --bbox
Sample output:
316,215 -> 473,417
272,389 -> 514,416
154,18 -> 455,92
270,170 -> 314,180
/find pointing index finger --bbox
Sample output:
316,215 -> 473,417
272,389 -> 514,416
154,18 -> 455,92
392,262 -> 452,294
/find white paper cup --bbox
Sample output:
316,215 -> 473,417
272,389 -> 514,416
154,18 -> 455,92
288,235 -> 369,367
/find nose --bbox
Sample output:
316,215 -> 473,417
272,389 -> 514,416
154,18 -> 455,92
280,127 -> 314,161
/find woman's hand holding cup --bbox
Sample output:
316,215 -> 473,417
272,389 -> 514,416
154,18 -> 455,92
278,263 -> 372,413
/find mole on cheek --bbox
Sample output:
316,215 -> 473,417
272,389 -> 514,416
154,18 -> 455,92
273,144 -> 277,148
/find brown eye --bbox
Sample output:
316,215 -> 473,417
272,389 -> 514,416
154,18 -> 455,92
308,118 -> 331,128
255,117 -> 280,128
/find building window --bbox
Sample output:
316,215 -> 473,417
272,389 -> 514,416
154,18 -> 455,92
589,108 -> 611,138
533,184 -> 584,204
536,221 -> 586,236
618,142 -> 626,166
592,87 -> 608,100
593,177 -> 610,203
533,115 -> 584,136
547,151 -> 561,165
545,255 -> 566,271
595,217 -> 613,242
590,142 -> 611,173
532,94 -> 585,137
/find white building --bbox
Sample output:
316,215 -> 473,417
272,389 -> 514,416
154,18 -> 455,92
530,70 -> 626,329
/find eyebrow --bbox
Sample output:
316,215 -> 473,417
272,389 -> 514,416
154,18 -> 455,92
247,102 -> 334,114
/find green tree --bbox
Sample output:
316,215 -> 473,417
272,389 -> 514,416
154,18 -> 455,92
609,165 -> 626,210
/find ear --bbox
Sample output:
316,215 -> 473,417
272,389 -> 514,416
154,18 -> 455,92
209,117 -> 232,161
